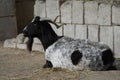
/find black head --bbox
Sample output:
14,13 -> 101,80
23,16 -> 41,38
23,16 -> 59,51
23,16 -> 42,51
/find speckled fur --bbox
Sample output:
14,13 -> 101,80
46,36 -> 110,71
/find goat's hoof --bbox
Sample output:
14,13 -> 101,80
43,64 -> 49,68
43,65 -> 52,68
43,64 -> 53,68
107,66 -> 117,70
43,64 -> 48,68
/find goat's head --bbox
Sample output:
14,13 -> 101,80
23,16 -> 41,38
23,16 -> 42,51
23,15 -> 63,38
23,16 -> 62,51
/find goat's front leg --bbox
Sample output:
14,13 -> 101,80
43,60 -> 53,68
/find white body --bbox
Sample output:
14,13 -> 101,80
45,37 -> 110,70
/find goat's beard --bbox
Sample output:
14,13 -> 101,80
26,37 -> 33,52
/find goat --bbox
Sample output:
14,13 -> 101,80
23,16 -> 116,71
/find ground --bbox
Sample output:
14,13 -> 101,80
0,42 -> 120,80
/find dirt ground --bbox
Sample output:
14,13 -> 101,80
0,42 -> 120,80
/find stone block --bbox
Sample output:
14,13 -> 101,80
100,26 -> 113,50
46,0 -> 60,22
114,26 -> 120,58
34,0 -> 46,17
17,44 -> 27,50
16,33 -> 25,44
0,0 -> 15,16
34,38 -> 41,44
85,1 -> 98,24
64,24 -> 75,38
4,38 -> 17,48
32,43 -> 44,52
112,6 -> 120,25
50,23 -> 63,36
98,4 -> 111,25
88,25 -> 99,42
61,0 -> 72,23
0,16 -> 17,40
23,37 -> 29,44
72,0 -> 83,24
75,25 -> 87,40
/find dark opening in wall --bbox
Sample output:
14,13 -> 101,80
15,0 -> 35,34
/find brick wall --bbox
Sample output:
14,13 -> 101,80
0,0 -> 17,41
34,0 -> 120,58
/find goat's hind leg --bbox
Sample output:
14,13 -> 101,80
102,49 -> 117,70
107,65 -> 117,70
43,60 -> 53,68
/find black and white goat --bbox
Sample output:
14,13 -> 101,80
23,16 -> 116,71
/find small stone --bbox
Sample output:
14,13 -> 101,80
34,38 -> 41,44
88,25 -> 99,42
23,37 -> 29,44
72,0 -> 83,24
64,24 -> 75,38
98,4 -> 111,25
100,26 -> 113,50
75,25 -> 87,40
85,1 -> 98,24
46,0 -> 60,22
114,26 -> 120,58
4,38 -> 17,48
34,0 -> 46,17
32,43 -> 44,52
61,0 -> 72,23
16,33 -> 25,44
17,43 -> 27,50
112,5 -> 120,25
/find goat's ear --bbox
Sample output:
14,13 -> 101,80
34,16 -> 40,22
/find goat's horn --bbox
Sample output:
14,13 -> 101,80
45,20 -> 64,29
53,15 -> 61,22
